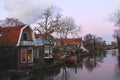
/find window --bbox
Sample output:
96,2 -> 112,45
49,46 -> 53,58
34,48 -> 39,58
50,46 -> 53,53
21,49 -> 27,63
28,49 -> 33,63
44,45 -> 49,58
23,32 -> 29,41
44,53 -> 49,58
21,49 -> 33,63
44,45 -> 53,58
44,45 -> 49,53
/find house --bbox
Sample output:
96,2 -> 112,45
0,25 -> 36,70
56,38 -> 82,47
35,37 -> 54,63
55,38 -> 88,53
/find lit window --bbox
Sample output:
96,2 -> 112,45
28,49 -> 33,63
21,49 -> 27,63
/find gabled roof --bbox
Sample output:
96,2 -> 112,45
0,25 -> 24,46
0,25 -> 33,46
36,37 -> 52,45
57,38 -> 82,45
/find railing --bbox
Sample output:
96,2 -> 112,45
21,41 -> 34,46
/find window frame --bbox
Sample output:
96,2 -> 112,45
44,45 -> 50,58
21,49 -> 27,63
27,49 -> 33,63
50,45 -> 53,53
44,45 -> 49,53
23,32 -> 29,41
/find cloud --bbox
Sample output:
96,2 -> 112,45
3,0 -> 51,24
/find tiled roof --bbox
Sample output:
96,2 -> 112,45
58,38 -> 82,45
36,37 -> 52,45
0,25 -> 25,46
35,33 -> 46,38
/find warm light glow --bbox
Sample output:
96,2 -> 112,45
28,54 -> 31,61
21,49 -> 33,63
28,49 -> 33,62
21,49 -> 26,63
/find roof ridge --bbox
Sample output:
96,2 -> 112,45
0,25 -> 25,29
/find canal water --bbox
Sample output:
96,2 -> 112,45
53,50 -> 119,80
31,49 -> 120,80
0,49 -> 120,80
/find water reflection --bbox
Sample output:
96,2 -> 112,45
30,51 -> 108,80
1,49 -> 120,80
30,66 -> 61,80
39,50 -> 108,80
114,51 -> 120,80
79,51 -> 106,72
54,50 -> 117,80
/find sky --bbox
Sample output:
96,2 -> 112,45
0,0 -> 120,44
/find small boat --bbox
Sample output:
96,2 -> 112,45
65,55 -> 77,64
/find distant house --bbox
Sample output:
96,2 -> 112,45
0,25 -> 36,70
35,37 -> 54,63
55,38 -> 88,53
56,38 -> 82,47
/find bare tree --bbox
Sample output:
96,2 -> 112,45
113,29 -> 120,38
0,18 -> 24,27
55,17 -> 78,45
70,25 -> 82,38
113,10 -> 120,27
112,9 -> 120,52
112,9 -> 120,38
34,6 -> 81,47
35,7 -> 61,40
108,8 -> 120,52
113,29 -> 120,50
84,34 -> 95,45
84,34 -> 105,52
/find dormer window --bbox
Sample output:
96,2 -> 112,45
23,32 -> 29,41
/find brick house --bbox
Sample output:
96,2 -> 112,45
35,37 -> 54,63
56,38 -> 82,47
0,25 -> 36,70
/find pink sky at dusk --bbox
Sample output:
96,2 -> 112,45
0,0 -> 120,43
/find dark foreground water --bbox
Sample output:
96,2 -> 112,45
0,49 -> 120,80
